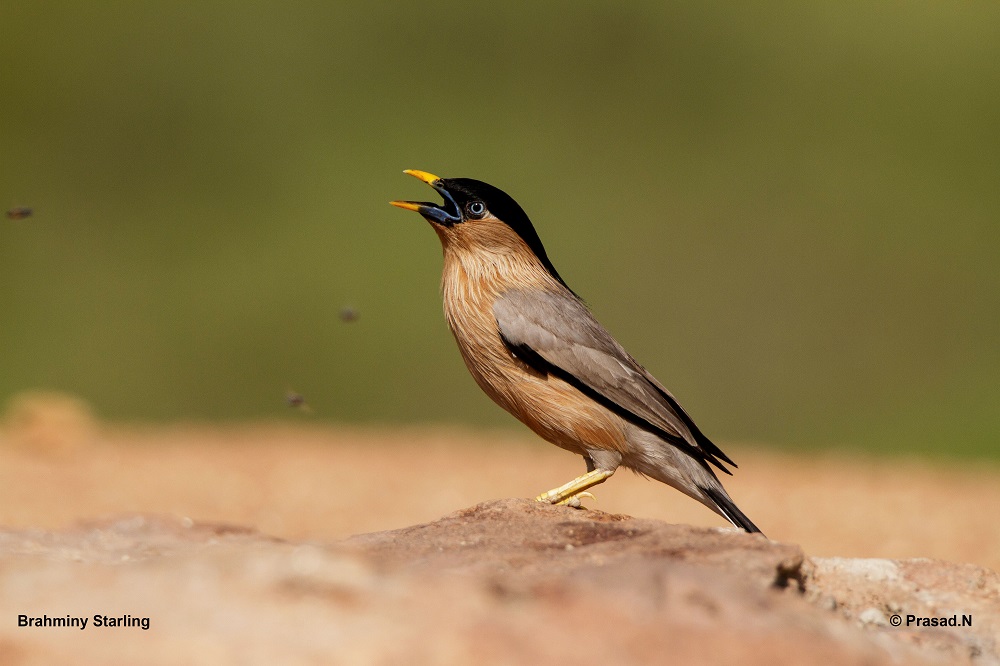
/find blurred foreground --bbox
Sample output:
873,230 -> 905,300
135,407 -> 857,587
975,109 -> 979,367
1,394 -> 997,571
1,495 -> 996,664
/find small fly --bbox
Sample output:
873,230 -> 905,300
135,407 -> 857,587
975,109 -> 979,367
285,390 -> 311,413
6,207 -> 33,220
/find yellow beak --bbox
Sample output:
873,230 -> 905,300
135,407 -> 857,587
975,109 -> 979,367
390,169 -> 448,213
402,169 -> 441,185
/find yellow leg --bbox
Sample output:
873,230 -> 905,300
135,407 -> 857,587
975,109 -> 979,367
535,469 -> 613,505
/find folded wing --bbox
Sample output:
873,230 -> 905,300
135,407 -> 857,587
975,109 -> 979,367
493,289 -> 736,475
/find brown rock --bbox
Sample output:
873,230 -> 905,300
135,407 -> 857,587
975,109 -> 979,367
0,499 -> 994,665
808,556 -> 1000,664
345,498 -> 802,588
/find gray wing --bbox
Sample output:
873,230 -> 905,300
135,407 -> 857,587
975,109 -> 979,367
493,289 -> 736,474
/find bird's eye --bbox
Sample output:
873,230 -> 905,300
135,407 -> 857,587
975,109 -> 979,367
467,201 -> 486,218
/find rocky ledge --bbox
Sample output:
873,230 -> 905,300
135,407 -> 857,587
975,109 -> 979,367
0,499 -> 996,665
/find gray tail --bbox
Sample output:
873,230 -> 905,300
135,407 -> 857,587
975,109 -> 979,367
700,485 -> 764,535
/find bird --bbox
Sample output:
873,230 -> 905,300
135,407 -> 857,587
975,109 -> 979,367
391,170 -> 762,534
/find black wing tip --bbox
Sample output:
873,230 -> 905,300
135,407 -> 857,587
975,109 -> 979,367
700,485 -> 764,535
646,383 -> 740,472
712,446 -> 738,469
704,446 -> 737,475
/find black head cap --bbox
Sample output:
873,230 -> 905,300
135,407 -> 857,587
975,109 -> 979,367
439,178 -> 570,290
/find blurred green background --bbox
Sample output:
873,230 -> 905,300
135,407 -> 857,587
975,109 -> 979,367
2,2 -> 997,458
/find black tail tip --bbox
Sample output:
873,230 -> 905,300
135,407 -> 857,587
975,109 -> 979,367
700,485 -> 765,537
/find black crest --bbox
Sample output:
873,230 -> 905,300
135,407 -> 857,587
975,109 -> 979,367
441,178 -> 570,291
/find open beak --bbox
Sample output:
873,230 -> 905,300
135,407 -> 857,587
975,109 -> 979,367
390,169 -> 462,224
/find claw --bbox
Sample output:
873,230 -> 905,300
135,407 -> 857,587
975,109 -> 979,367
558,491 -> 597,508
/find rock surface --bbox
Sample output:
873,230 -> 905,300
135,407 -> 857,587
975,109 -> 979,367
1,499 -> 996,665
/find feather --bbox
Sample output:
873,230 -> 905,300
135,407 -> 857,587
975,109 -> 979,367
494,288 -> 737,475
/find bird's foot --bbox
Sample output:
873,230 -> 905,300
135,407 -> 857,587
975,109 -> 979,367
534,469 -> 613,505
